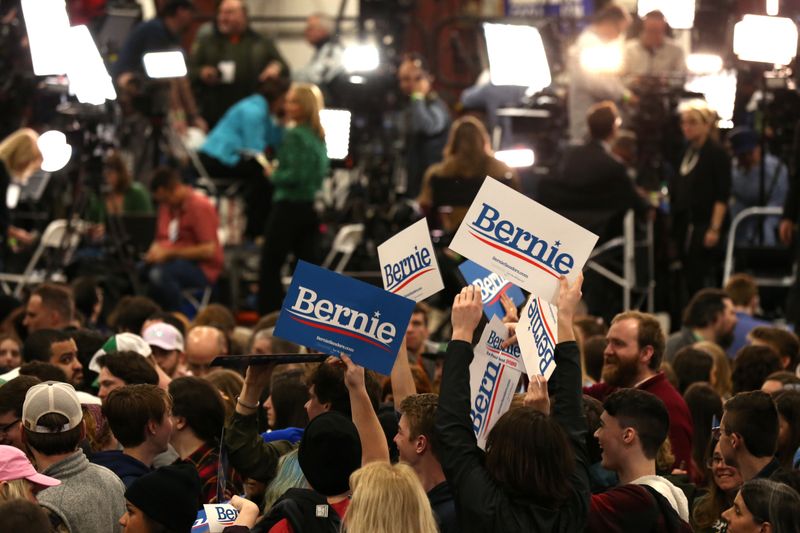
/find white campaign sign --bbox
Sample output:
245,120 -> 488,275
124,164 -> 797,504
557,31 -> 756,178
516,296 -> 559,380
378,218 -> 444,302
469,317 -> 524,449
203,504 -> 239,533
449,177 -> 598,303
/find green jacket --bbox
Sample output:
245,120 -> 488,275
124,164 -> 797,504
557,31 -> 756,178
271,125 -> 329,203
86,182 -> 153,223
190,27 -> 289,127
225,411 -> 295,483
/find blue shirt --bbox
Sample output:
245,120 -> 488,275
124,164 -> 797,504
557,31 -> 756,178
200,94 -> 284,167
730,153 -> 789,246
260,426 -> 304,444
727,310 -> 772,358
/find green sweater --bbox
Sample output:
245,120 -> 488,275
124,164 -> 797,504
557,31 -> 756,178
271,125 -> 329,203
86,182 -> 153,223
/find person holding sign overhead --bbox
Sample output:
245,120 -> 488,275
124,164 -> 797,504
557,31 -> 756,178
258,84 -> 330,314
434,277 -> 591,532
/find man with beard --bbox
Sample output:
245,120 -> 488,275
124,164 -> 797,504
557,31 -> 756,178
584,311 -> 694,474
717,390 -> 783,482
665,289 -> 738,362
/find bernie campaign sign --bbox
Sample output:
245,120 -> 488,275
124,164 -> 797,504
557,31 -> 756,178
458,259 -> 525,320
516,296 -> 559,380
274,261 -> 415,375
470,316 -> 523,449
378,218 -> 444,302
193,504 -> 238,533
449,177 -> 598,303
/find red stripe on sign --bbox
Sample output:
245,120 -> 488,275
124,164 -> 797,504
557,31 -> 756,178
289,315 -> 391,352
467,231 -> 560,279
481,364 -> 506,437
486,283 -> 511,306
389,267 -> 435,293
539,298 -> 556,344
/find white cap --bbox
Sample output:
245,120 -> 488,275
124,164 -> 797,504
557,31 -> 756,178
22,382 -> 83,434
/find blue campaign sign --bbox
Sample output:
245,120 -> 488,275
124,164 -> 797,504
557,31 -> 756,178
274,261 -> 415,375
459,260 -> 525,320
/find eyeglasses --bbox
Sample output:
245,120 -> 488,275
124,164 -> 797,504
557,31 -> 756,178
0,419 -> 20,435
711,424 -> 721,440
706,455 -> 726,469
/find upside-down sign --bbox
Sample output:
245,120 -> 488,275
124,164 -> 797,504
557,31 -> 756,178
470,317 -> 523,449
274,261 -> 415,375
449,177 -> 598,303
378,218 -> 444,302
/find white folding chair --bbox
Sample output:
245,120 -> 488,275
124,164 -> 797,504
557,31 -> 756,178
0,219 -> 86,298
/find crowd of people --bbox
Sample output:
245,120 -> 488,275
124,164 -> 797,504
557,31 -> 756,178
0,267 -> 794,532
0,1 -> 799,532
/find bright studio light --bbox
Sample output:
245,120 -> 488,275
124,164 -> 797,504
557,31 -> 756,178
766,0 -> 779,16
684,70 -> 737,128
38,131 -> 72,172
143,51 -> 188,79
320,109 -> 351,160
637,0 -> 696,30
580,39 -> 624,74
733,15 -> 798,65
66,25 -> 116,105
343,44 -> 380,73
495,149 -> 535,168
21,0 -> 71,76
483,23 -> 551,91
686,54 -> 723,75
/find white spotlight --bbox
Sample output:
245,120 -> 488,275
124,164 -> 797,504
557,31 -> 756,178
684,70 -> 737,128
495,149 -> 535,168
766,0 -> 779,16
143,51 -> 189,79
65,25 -> 116,105
733,15 -> 797,66
637,0 -> 696,30
320,109 -> 352,160
343,44 -> 380,73
38,131 -> 72,172
686,53 -> 723,75
483,23 -> 551,91
21,0 -> 71,76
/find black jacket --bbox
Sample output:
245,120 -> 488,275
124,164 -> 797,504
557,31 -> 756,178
538,141 -> 649,242
435,340 -> 590,533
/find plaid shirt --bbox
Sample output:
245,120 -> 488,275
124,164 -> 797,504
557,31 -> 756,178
183,442 -> 242,504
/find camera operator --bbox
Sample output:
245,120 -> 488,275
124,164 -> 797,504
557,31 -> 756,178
622,11 -> 687,90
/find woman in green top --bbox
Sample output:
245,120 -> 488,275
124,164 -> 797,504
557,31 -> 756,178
86,151 -> 153,238
258,83 -> 330,313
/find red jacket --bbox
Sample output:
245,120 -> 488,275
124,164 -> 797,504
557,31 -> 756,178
584,373 -> 694,474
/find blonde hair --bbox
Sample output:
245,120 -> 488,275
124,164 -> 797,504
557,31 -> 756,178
694,341 -> 733,399
290,83 -> 325,140
0,478 -> 32,503
344,462 -> 438,533
679,99 -> 719,141
0,128 -> 42,178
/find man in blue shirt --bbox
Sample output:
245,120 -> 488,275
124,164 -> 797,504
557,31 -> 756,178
729,127 -> 789,246
724,273 -> 772,358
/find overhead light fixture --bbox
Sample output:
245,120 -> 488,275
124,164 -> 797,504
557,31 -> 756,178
37,131 -> 72,172
320,109 -> 352,160
143,51 -> 189,79
686,53 -> 723,75
766,0 -> 779,16
637,0 -> 696,30
483,23 -> 551,91
495,148 -> 535,168
21,0 -> 71,76
65,25 -> 116,105
684,70 -> 737,129
733,15 -> 798,65
343,44 -> 380,73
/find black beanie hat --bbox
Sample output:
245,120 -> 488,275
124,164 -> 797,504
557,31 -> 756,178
125,464 -> 202,532
298,411 -> 362,496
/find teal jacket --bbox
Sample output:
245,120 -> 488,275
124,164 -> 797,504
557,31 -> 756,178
271,124 -> 329,202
